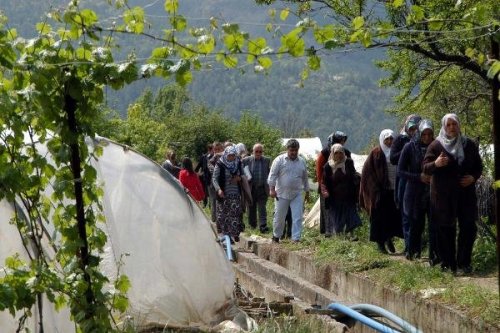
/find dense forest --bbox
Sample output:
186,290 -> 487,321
0,0 -> 397,152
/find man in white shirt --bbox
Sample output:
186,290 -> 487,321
268,139 -> 310,243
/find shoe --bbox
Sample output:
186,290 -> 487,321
291,239 -> 301,243
260,226 -> 269,233
405,252 -> 413,261
386,239 -> 396,253
458,266 -> 472,275
324,233 -> 332,238
272,236 -> 280,243
233,236 -> 240,242
377,242 -> 388,254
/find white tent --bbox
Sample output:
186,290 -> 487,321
0,137 -> 235,331
281,137 -> 323,160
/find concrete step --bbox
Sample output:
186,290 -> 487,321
236,250 -> 347,308
232,259 -> 349,332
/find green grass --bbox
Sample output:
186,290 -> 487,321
241,207 -> 500,327
255,315 -> 332,333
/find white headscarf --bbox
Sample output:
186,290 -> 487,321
379,129 -> 394,161
437,113 -> 464,165
328,143 -> 346,174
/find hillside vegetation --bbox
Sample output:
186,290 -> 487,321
0,0 -> 398,152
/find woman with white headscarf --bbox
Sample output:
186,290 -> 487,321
212,146 -> 244,242
360,129 -> 402,253
423,113 -> 483,273
321,144 -> 361,238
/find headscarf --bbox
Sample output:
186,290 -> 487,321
235,142 -> 247,156
436,113 -> 464,164
379,129 -> 394,161
412,119 -> 433,143
401,114 -> 422,136
327,131 -> 348,147
220,146 -> 238,173
328,143 -> 346,174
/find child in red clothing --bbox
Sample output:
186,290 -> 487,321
179,157 -> 205,202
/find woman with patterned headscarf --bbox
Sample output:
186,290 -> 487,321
397,119 -> 437,262
212,146 -> 244,242
321,144 -> 361,238
423,114 -> 483,273
360,129 -> 402,253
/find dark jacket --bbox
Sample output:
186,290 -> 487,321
359,146 -> 391,215
242,155 -> 271,194
390,134 -> 410,166
422,137 -> 483,225
322,158 -> 357,208
397,139 -> 430,219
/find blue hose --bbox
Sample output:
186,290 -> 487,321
222,235 -> 233,261
350,304 -> 422,333
327,303 -> 399,332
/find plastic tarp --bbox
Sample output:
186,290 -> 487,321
0,137 -> 235,331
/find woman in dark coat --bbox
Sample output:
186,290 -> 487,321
321,144 -> 361,238
423,113 -> 483,273
360,129 -> 402,253
397,119 -> 436,262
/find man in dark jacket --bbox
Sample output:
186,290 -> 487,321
195,143 -> 213,207
242,143 -> 271,232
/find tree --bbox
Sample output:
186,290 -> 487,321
1,0 -> 499,330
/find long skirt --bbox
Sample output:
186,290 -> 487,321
216,193 -> 244,239
369,189 -> 402,243
326,200 -> 362,235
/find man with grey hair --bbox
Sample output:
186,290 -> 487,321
242,143 -> 271,232
268,139 -> 310,243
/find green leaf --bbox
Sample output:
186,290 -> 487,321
123,6 -> 145,34
307,55 -> 321,70
164,0 -> 179,14
257,56 -> 272,69
36,22 -> 51,34
313,25 -> 335,44
198,35 -> 215,54
411,5 -> 425,22
248,37 -> 266,55
280,8 -> 290,21
393,0 -> 404,8
493,180 -> 500,190
79,9 -> 98,26
487,60 -> 500,79
115,275 -> 131,293
223,54 -> 238,68
352,16 -> 364,30
176,69 -> 192,86
170,15 -> 187,32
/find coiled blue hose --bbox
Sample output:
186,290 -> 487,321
327,303 -> 422,333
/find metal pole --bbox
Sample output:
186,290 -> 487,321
490,29 -> 500,303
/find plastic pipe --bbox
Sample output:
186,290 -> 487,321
327,303 -> 398,333
222,235 -> 233,261
350,304 -> 422,333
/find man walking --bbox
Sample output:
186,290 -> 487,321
268,139 -> 310,243
242,143 -> 271,232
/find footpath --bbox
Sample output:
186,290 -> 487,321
232,234 -> 499,333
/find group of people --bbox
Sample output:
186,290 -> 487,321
163,112 -> 483,274
162,139 -> 310,244
359,113 -> 482,273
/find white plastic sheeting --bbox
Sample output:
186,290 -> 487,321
0,137 -> 235,331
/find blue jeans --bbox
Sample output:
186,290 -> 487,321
273,193 -> 304,241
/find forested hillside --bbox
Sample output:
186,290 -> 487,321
1,0 -> 398,152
